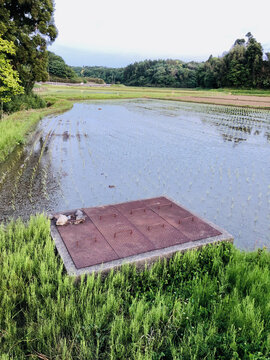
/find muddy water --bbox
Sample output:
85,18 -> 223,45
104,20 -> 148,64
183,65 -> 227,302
0,99 -> 270,250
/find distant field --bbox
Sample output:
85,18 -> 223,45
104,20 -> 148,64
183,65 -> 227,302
35,83 -> 270,109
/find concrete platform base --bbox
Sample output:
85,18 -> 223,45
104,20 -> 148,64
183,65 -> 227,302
50,197 -> 234,276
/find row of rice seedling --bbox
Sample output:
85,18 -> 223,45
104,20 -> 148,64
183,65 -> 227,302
28,132 -> 53,203
0,117 -> 57,217
6,114 -> 59,210
0,148 -> 24,192
32,116 -> 66,206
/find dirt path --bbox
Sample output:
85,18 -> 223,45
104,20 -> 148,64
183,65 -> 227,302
174,94 -> 270,109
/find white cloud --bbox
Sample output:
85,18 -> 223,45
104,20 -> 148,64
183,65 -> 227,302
52,0 -> 270,61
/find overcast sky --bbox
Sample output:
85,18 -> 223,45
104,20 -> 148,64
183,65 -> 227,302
49,0 -> 270,67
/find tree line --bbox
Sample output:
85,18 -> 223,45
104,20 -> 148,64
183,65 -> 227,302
72,33 -> 270,89
72,60 -> 199,88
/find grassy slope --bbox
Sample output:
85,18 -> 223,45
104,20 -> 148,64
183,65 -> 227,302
0,99 -> 72,163
0,216 -> 269,359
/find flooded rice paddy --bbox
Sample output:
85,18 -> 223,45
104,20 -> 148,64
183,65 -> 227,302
0,99 -> 270,250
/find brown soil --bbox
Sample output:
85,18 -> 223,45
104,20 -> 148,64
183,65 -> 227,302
174,94 -> 270,109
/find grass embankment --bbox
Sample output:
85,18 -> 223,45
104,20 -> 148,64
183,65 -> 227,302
0,99 -> 72,163
1,216 -> 269,359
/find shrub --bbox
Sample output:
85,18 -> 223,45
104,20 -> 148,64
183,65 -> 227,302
3,93 -> 46,114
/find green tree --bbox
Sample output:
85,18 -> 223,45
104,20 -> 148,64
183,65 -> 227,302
197,56 -> 224,88
260,52 -> 270,88
0,36 -> 24,118
223,42 -> 248,87
0,0 -> 57,92
197,33 -> 267,89
122,59 -> 199,87
48,52 -> 77,80
245,33 -> 263,87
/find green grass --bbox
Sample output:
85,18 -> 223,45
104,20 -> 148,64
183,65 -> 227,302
1,215 -> 269,359
210,88 -> 270,96
0,99 -> 72,163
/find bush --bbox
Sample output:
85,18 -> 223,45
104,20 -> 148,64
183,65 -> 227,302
85,77 -> 105,84
48,75 -> 81,83
3,93 -> 47,114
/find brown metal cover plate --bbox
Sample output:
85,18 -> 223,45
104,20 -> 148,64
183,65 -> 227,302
84,207 -> 154,258
115,206 -> 189,248
54,197 -> 222,269
56,215 -> 119,268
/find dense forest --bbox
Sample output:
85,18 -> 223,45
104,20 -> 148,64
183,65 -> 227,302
72,33 -> 270,89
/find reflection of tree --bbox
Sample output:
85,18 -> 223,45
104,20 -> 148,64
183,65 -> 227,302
62,131 -> 70,142
39,135 -> 49,152
39,136 -> 44,149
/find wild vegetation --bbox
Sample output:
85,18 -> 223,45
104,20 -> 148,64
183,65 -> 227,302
0,216 -> 269,359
